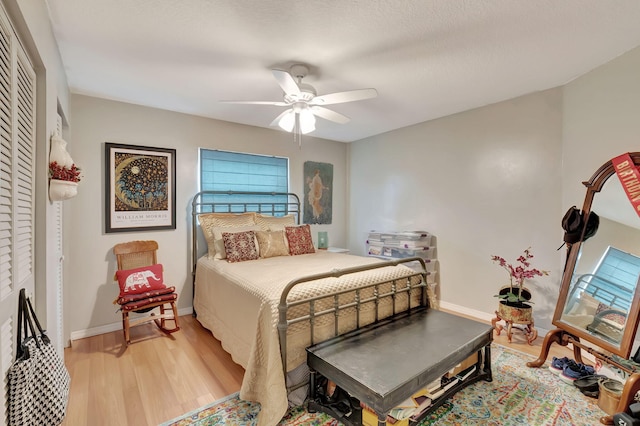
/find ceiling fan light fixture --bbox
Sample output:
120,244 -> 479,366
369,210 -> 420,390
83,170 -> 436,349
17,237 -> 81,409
299,108 -> 316,134
278,110 -> 295,132
224,63 -> 378,147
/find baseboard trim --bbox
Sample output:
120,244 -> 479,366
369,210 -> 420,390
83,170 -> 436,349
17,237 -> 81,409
438,300 -> 549,337
69,306 -> 193,342
438,300 -> 495,323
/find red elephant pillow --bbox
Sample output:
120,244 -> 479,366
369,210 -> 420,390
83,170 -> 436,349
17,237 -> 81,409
116,263 -> 166,298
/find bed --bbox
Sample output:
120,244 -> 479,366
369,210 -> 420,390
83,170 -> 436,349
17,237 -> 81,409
561,273 -> 630,344
190,191 -> 431,426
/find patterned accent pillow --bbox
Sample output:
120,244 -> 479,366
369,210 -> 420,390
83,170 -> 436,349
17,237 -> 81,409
120,293 -> 178,312
198,212 -> 257,259
256,230 -> 289,258
255,214 -> 296,231
285,225 -> 316,256
222,230 -> 259,262
115,263 -> 165,297
212,225 -> 261,260
117,286 -> 176,305
595,302 -> 626,326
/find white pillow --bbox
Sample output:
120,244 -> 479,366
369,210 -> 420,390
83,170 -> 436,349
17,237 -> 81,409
198,212 -> 256,259
255,214 -> 296,231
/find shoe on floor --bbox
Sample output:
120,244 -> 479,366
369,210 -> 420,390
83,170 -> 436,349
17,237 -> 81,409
549,356 -> 570,375
574,374 -> 607,398
560,360 -> 595,384
573,374 -> 607,393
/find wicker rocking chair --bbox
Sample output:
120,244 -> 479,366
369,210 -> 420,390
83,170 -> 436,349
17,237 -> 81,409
113,240 -> 180,345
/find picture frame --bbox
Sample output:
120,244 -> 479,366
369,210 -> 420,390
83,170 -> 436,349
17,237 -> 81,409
104,142 -> 176,233
303,160 -> 333,225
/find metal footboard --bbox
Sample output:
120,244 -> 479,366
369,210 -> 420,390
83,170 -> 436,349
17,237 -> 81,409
277,257 -> 430,392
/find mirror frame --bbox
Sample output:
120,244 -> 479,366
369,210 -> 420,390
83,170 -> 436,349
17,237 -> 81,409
552,152 -> 640,358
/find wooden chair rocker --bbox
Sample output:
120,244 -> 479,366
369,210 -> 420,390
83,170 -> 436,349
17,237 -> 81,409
113,240 -> 180,345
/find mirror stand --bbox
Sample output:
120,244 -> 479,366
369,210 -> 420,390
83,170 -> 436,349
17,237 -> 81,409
527,153 -> 640,425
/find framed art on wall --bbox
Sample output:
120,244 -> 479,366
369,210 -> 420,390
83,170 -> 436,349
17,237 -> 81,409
105,142 -> 176,233
303,160 -> 333,224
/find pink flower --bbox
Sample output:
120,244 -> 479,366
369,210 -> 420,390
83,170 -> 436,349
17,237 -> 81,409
492,247 -> 548,303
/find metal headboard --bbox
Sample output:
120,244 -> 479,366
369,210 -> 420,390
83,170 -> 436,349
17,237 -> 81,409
190,190 -> 301,311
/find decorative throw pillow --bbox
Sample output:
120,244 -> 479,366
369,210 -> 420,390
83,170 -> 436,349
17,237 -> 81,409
198,212 -> 257,259
117,286 -> 176,305
595,302 -> 627,326
120,292 -> 178,312
285,224 -> 316,256
212,225 -> 261,260
255,214 -> 296,231
256,230 -> 289,258
116,263 -> 165,298
222,230 -> 259,262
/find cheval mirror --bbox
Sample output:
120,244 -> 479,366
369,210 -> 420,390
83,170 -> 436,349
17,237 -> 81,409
527,152 -> 640,425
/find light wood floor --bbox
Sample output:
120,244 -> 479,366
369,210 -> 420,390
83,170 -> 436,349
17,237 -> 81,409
62,313 -> 574,426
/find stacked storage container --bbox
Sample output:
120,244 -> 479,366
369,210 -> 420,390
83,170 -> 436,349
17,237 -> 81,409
366,231 -> 437,286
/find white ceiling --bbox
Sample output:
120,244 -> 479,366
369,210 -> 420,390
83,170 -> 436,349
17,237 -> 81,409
46,0 -> 640,143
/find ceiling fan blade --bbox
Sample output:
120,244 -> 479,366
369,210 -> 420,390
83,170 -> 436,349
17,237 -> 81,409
310,88 -> 377,106
311,106 -> 350,124
270,109 -> 292,127
272,69 -> 301,97
219,100 -> 288,106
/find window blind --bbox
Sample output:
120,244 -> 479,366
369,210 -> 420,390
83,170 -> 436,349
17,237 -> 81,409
199,149 -> 289,213
594,247 -> 640,293
582,246 -> 640,312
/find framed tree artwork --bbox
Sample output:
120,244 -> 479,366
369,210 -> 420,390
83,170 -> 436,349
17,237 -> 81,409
104,142 -> 176,233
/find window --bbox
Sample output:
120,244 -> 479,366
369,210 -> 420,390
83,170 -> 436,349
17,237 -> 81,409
577,246 -> 640,312
199,149 -> 289,214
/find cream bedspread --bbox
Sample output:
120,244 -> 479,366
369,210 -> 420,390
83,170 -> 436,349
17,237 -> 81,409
193,251 -> 423,426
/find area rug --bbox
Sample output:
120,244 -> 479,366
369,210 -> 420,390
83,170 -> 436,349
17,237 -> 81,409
160,344 -> 607,426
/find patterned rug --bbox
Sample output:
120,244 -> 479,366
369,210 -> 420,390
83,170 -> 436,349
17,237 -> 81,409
159,345 -> 607,426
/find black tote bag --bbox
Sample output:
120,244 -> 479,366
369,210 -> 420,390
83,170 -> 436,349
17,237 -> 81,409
7,289 -> 70,425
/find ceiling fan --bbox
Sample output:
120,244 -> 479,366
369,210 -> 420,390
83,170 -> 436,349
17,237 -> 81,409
221,64 -> 377,144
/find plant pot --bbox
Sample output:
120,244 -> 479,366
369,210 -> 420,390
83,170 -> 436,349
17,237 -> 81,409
49,179 -> 78,202
50,135 -> 74,168
498,300 -> 533,324
597,378 -> 623,415
498,285 -> 532,301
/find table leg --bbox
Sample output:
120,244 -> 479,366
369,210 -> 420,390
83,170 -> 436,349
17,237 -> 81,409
308,370 -> 317,413
484,345 -> 493,382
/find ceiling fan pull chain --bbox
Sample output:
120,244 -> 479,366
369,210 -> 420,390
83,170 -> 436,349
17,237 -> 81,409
294,113 -> 302,148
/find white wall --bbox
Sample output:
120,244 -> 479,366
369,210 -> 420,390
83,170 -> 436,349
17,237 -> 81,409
64,95 -> 349,342
349,89 -> 563,330
347,45 -> 640,333
562,46 -> 640,208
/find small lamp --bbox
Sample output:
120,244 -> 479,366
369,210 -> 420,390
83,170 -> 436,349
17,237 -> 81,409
317,231 -> 328,249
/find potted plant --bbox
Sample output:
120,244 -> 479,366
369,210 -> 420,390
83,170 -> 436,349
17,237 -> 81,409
49,161 -> 82,201
491,247 -> 548,331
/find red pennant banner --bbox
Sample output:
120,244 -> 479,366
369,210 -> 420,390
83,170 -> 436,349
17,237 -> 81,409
612,153 -> 640,218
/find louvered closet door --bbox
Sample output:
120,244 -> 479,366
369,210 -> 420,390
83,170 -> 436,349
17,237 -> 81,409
0,3 -> 36,424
